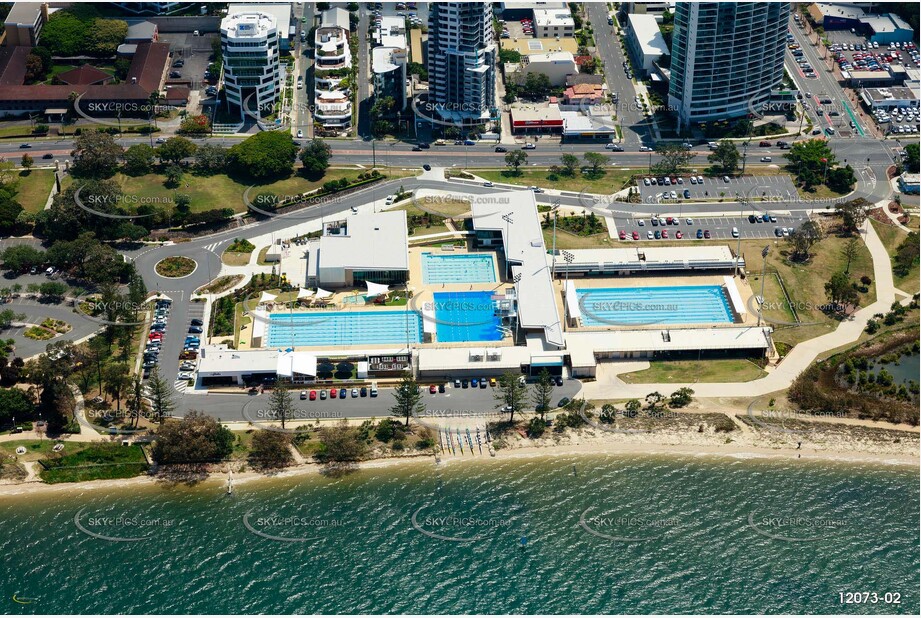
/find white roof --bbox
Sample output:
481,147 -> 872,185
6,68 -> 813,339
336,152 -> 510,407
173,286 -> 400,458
560,245 -> 741,270
372,46 -> 405,74
627,13 -> 669,57
566,326 -> 773,357
198,346 -> 280,375
317,211 -> 409,273
377,15 -> 407,48
226,3 -> 291,33
417,346 -> 532,373
321,7 -> 349,30
560,111 -> 617,133
533,8 -> 575,27
276,351 -> 318,378
470,190 -> 564,347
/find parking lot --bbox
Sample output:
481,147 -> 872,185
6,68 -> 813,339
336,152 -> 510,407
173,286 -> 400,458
157,32 -> 218,92
636,173 -> 798,204
611,212 -> 808,242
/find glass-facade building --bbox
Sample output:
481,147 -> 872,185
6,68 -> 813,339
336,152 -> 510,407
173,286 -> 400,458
668,2 -> 789,129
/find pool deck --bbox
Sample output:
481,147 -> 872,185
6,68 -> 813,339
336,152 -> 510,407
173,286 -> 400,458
236,246 -> 517,351
552,273 -> 759,329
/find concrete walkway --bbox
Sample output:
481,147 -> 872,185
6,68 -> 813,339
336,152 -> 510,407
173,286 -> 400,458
582,207 -> 901,400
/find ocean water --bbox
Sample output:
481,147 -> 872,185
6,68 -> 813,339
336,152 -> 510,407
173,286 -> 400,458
0,455 -> 917,614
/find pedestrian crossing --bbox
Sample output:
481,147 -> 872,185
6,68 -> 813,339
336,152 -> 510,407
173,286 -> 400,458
173,379 -> 190,394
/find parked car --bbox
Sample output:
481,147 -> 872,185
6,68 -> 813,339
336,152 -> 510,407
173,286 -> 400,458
522,143 -> 536,150
495,146 -> 507,152
338,388 -> 347,399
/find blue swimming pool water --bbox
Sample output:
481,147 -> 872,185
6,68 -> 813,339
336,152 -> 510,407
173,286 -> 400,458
432,291 -> 504,342
266,310 -> 422,347
422,253 -> 497,284
577,285 -> 733,326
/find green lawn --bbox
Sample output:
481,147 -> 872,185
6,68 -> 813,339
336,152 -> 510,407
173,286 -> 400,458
475,168 -> 637,194
660,234 -> 876,349
871,218 -> 919,294
38,443 -> 148,484
620,358 -> 768,383
14,169 -> 55,213
108,168 -> 410,215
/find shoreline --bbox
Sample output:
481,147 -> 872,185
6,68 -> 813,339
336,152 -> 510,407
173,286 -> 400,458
1,437 -> 916,500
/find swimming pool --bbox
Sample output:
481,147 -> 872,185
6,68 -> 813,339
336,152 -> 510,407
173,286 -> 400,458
577,285 -> 733,326
422,253 -> 497,284
266,310 -> 422,347
432,291 -> 504,342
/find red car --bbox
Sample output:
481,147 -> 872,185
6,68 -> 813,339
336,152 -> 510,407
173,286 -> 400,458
661,229 -> 669,239
619,230 -> 626,240
676,230 -> 683,239
148,333 -> 162,340
309,390 -> 317,400
632,230 -> 639,240
666,216 -> 673,224
329,389 -> 337,399
429,384 -> 437,394
704,229 -> 711,239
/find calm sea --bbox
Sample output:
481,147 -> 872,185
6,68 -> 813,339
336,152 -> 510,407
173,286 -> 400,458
1,454 -> 917,614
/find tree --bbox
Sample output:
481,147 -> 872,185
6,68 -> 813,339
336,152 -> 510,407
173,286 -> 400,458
644,391 -> 666,413
316,419 -> 368,463
127,374 -> 144,428
788,219 -> 824,262
824,271 -> 859,311
299,139 -> 333,176
0,309 -> 25,329
668,387 -> 694,408
504,150 -> 528,175
228,131 -> 299,180
102,363 -> 130,413
123,144 -> 155,176
904,143 -> 920,173
531,369 -> 554,419
250,430 -> 294,469
194,144 -> 227,175
495,371 -> 528,423
390,372 -> 424,427
786,139 -> 836,189
842,237 -> 861,274
152,411 -> 234,465
583,151 -> 608,177
20,154 -> 33,170
145,366 -> 175,422
0,196 -> 24,235
267,381 -> 295,429
835,198 -> 868,234
164,164 -> 183,187
519,72 -> 552,99
652,143 -> 693,176
707,141 -> 740,174
0,388 -> 33,425
70,130 -> 123,179
560,153 -> 579,176
826,164 -> 856,194
40,11 -> 87,56
86,18 -> 128,57
157,137 -> 197,165
38,281 -> 67,301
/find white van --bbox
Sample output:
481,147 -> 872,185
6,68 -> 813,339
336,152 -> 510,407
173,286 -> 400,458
731,227 -> 739,238
369,382 -> 379,397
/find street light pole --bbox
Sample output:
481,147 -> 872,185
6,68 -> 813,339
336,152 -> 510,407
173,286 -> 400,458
757,245 -> 770,327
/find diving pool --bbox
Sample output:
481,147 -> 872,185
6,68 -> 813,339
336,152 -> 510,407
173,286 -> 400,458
422,252 -> 497,284
577,285 -> 733,326
432,291 -> 504,342
265,310 -> 422,347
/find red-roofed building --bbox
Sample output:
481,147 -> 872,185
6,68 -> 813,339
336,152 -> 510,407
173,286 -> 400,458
0,42 -> 169,117
563,82 -> 604,106
56,64 -> 113,86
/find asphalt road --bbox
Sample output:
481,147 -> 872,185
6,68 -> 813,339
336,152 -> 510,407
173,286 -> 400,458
585,3 -> 651,147
0,297 -> 99,358
182,378 -> 583,424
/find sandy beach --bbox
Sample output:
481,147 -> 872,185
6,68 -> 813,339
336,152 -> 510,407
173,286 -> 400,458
1,415 -> 916,499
